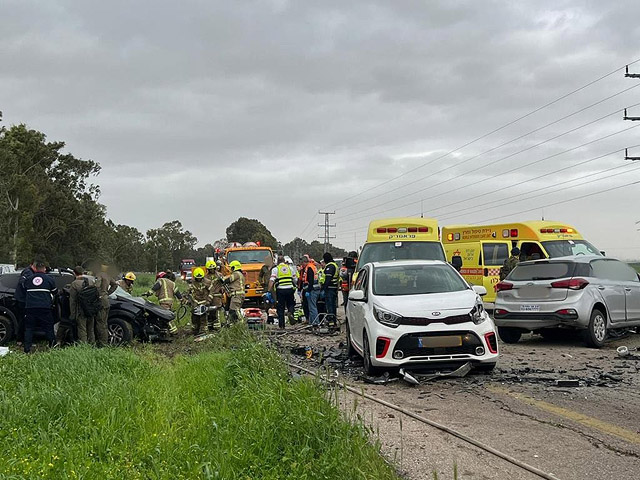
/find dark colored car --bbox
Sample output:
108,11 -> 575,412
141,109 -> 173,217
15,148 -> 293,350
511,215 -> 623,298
0,271 -> 175,346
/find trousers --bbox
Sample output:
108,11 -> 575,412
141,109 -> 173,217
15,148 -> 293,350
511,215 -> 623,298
24,308 -> 55,353
276,288 -> 295,329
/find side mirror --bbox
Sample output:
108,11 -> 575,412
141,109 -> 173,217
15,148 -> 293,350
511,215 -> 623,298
472,285 -> 487,296
348,290 -> 366,302
451,255 -> 463,272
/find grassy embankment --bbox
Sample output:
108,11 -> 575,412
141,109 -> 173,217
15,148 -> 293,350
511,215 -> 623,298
0,326 -> 398,479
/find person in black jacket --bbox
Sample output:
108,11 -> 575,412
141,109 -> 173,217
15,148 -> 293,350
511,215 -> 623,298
23,260 -> 57,353
13,257 -> 41,345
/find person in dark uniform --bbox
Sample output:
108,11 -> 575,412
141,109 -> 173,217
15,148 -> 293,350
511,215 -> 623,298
321,252 -> 340,328
23,260 -> 57,353
13,257 -> 41,345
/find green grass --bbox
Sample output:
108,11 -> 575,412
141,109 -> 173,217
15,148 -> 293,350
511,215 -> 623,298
0,327 -> 398,479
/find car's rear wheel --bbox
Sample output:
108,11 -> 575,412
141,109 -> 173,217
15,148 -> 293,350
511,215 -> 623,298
345,318 -> 356,358
584,309 -> 607,348
0,315 -> 13,346
498,327 -> 522,344
362,332 -> 380,376
108,317 -> 133,346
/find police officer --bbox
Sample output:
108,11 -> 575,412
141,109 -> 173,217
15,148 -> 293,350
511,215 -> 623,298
23,260 -> 56,353
500,247 -> 521,280
268,255 -> 298,329
221,260 -> 245,324
143,271 -> 182,334
69,266 -> 97,344
320,252 -> 340,328
117,272 -> 136,294
95,264 -> 117,347
185,268 -> 210,335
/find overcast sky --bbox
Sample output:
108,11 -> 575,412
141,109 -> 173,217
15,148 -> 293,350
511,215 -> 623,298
2,0 -> 640,259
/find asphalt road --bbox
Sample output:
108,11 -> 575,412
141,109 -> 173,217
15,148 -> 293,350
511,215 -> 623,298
278,325 -> 640,480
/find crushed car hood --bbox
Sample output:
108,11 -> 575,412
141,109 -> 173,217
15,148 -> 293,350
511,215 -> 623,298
374,289 -> 478,318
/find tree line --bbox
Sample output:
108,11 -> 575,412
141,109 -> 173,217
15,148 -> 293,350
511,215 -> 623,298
0,121 -> 348,271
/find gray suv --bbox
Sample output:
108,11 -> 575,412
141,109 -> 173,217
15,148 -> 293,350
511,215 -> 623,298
494,256 -> 640,347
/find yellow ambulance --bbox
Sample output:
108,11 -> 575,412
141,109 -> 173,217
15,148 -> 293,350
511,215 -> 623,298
442,221 -> 602,304
358,217 -> 446,268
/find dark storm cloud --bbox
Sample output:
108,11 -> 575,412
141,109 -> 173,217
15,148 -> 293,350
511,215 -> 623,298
2,0 -> 640,257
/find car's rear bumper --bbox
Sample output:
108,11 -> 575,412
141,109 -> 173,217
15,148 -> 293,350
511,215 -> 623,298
493,310 -> 588,330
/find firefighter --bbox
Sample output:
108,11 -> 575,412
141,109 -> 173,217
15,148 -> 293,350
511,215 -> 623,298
203,260 -> 223,330
143,270 -> 182,334
185,268 -> 209,335
117,272 -> 136,294
221,260 -> 245,324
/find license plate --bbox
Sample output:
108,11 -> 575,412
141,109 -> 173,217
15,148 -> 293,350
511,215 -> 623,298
418,335 -> 462,348
520,304 -> 540,312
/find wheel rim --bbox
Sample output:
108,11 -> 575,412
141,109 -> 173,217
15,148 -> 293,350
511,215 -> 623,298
109,324 -> 124,345
0,323 -> 7,343
593,314 -> 606,342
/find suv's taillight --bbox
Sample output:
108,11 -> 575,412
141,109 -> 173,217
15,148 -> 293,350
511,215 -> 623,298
495,281 -> 513,292
550,278 -> 589,290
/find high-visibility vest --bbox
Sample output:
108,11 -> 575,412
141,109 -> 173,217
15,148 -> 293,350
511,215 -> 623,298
275,263 -> 294,288
301,263 -> 318,286
157,278 -> 176,303
323,262 -> 340,288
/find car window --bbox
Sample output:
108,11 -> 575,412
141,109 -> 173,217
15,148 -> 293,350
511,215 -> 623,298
591,259 -> 638,282
482,243 -> 509,266
508,262 -> 574,281
373,264 -> 468,296
0,273 -> 20,290
358,241 -> 445,267
354,268 -> 368,291
542,240 -> 601,257
519,242 -> 546,261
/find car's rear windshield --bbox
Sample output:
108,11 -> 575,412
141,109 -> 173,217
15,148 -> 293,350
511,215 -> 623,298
508,261 -> 575,281
359,241 -> 446,268
373,264 -> 468,296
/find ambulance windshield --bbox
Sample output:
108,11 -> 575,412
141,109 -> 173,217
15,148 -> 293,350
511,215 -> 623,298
359,241 -> 446,268
541,240 -> 601,258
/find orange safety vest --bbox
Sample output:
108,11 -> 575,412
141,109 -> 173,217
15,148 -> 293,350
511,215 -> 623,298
301,262 -> 318,285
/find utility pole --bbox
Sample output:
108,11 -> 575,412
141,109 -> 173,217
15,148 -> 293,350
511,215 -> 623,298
318,211 -> 336,253
624,66 -> 640,160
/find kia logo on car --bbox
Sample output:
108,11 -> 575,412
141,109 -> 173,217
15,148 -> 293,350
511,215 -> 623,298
432,312 -> 441,316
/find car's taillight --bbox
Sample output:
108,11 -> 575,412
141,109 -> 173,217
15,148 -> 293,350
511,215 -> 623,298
495,281 -> 513,292
550,278 -> 589,290
494,308 -> 508,316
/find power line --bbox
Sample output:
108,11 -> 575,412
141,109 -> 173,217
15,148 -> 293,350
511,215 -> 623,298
318,211 -> 336,252
322,58 -> 640,211
337,83 -> 640,215
336,112 -> 640,223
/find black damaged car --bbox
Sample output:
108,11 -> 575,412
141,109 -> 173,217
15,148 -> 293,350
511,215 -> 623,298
0,271 -> 175,346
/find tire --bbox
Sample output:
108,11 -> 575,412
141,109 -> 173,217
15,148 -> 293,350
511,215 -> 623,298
584,309 -> 607,348
345,318 -> 356,357
108,317 -> 133,346
0,315 -> 14,346
362,332 -> 380,376
498,327 -> 522,344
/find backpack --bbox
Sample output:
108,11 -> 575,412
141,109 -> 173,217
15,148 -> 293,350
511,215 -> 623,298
77,278 -> 102,317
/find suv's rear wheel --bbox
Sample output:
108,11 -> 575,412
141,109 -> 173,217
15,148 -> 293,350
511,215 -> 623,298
108,318 -> 133,346
498,327 -> 522,344
0,315 -> 13,346
584,309 -> 607,348
362,332 -> 380,376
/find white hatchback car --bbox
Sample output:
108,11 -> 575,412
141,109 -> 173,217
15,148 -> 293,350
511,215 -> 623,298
346,260 -> 499,374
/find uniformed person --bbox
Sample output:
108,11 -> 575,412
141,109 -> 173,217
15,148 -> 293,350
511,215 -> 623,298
320,252 -> 340,328
207,261 -> 226,329
500,247 -> 520,280
143,270 -> 182,334
23,260 -> 57,353
69,266 -> 98,344
185,268 -> 209,335
117,272 -> 136,294
94,264 -> 118,347
268,255 -> 298,329
221,260 -> 245,324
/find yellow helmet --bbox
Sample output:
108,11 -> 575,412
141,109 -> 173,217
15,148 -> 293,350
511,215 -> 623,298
205,260 -> 216,270
193,267 -> 205,279
229,260 -> 242,271
124,272 -> 136,282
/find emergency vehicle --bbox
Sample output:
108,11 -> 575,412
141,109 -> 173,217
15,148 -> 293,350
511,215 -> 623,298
442,221 -> 602,305
224,242 -> 274,302
358,217 -> 446,269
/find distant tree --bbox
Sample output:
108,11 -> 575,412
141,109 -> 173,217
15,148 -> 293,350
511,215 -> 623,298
146,220 -> 198,272
101,221 -> 146,271
282,237 -> 347,263
226,217 -> 278,249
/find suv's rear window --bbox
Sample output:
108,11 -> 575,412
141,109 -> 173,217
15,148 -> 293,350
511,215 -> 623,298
508,262 -> 574,281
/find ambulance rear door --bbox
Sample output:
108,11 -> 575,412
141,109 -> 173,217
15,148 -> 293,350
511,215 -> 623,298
480,241 -> 510,304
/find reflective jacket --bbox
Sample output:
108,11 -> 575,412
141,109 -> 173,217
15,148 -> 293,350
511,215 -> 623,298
274,263 -> 295,289
322,262 -> 340,290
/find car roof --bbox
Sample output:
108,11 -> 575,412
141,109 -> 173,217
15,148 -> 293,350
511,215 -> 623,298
368,260 -> 449,268
519,255 -> 612,265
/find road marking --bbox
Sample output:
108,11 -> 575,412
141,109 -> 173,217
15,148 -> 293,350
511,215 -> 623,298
488,385 -> 640,445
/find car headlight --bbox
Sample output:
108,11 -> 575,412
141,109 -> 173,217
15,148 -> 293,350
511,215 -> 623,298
469,303 -> 486,325
373,306 -> 401,328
